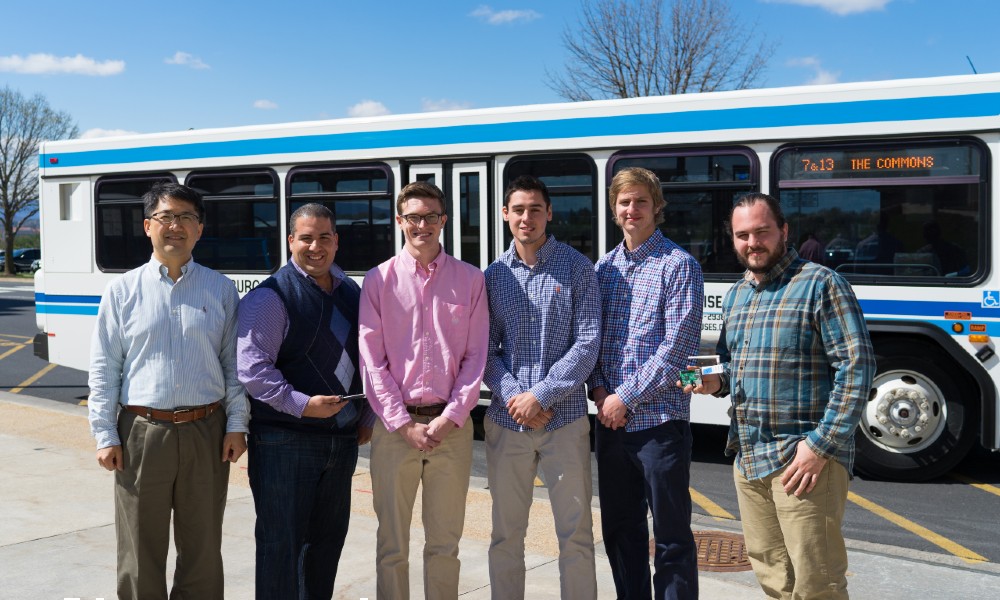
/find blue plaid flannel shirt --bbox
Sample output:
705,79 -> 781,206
716,248 -> 876,480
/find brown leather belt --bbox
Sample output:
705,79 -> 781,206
406,403 -> 447,417
124,401 -> 222,424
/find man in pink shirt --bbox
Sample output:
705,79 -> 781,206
359,181 -> 489,599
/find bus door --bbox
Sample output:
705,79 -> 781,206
405,162 -> 491,268
35,178 -> 95,368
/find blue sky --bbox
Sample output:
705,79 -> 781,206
2,0 -> 998,138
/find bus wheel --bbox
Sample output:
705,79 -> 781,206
854,341 -> 975,481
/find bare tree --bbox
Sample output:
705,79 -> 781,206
547,0 -> 775,101
0,87 -> 77,274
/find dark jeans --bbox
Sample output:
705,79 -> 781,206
595,419 -> 698,600
248,425 -> 358,600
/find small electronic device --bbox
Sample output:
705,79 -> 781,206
679,369 -> 702,387
338,393 -> 366,403
680,355 -> 722,387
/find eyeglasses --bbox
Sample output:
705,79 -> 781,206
148,211 -> 201,226
399,213 -> 442,225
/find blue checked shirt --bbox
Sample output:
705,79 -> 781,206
483,236 -> 601,432
588,230 -> 704,432
715,248 -> 875,480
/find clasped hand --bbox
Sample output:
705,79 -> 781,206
507,392 -> 553,429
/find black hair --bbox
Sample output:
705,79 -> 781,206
143,182 -> 204,221
503,175 -> 551,207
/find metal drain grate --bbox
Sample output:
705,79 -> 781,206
649,531 -> 753,573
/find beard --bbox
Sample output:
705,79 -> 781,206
736,242 -> 787,274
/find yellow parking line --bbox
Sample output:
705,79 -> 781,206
0,333 -> 32,340
690,487 -> 736,521
10,362 -> 58,394
949,473 -> 1000,499
847,491 -> 987,564
0,342 -> 28,361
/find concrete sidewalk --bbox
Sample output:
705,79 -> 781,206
1,391 -> 997,599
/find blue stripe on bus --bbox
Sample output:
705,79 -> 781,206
32,293 -> 1000,325
40,92 -> 1000,169
859,299 -> 1000,319
35,304 -> 99,316
35,293 -> 102,304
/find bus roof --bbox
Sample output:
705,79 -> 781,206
39,72 -> 1000,177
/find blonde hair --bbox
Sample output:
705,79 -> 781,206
608,167 -> 666,226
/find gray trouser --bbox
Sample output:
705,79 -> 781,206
115,407 -> 229,600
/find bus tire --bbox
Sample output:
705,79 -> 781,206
854,340 -> 976,481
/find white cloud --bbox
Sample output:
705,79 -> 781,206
787,56 -> 841,85
348,100 -> 391,117
164,51 -> 210,70
421,98 -> 473,112
470,5 -> 542,24
0,53 -> 124,76
253,99 -> 278,110
80,128 -> 139,139
763,0 -> 892,16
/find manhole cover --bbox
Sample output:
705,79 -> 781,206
648,531 -> 752,573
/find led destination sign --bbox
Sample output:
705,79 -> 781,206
780,144 -> 979,181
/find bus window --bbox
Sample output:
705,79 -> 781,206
504,155 -> 597,261
775,140 -> 985,282
185,170 -> 280,273
95,174 -> 176,271
608,150 -> 758,275
286,165 -> 394,274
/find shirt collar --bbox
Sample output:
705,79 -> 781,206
505,234 -> 557,267
398,246 -> 445,274
622,229 -> 664,263
744,247 -> 799,287
289,258 -> 346,291
149,255 -> 193,278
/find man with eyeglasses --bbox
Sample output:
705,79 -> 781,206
88,182 -> 249,600
237,202 -> 372,599
359,181 -> 489,599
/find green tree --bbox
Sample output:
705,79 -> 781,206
0,86 -> 78,274
547,0 -> 775,101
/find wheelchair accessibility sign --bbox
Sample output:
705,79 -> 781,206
983,291 -> 1000,308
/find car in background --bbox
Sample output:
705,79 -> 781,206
30,258 -> 41,273
0,248 -> 41,273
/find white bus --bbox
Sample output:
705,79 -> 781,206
34,73 -> 1000,481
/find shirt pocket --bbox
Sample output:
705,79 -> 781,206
548,284 -> 573,317
771,303 -> 809,352
182,301 -> 224,347
440,301 -> 470,340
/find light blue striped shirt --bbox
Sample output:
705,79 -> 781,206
88,257 -> 250,449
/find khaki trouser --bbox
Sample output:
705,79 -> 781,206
734,459 -> 850,600
115,407 -> 229,600
485,416 -> 597,600
370,416 -> 474,600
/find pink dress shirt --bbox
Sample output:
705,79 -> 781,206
359,249 -> 489,432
